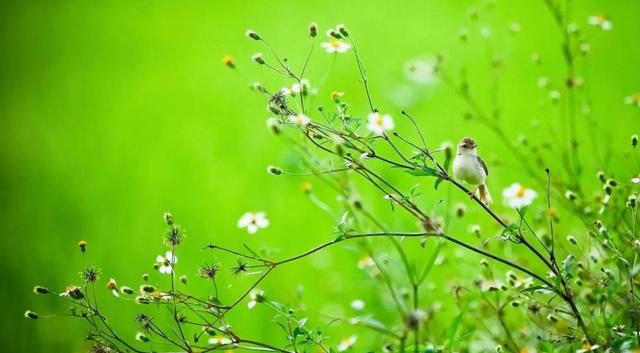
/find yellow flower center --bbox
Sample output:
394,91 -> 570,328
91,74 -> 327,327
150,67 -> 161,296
633,92 -> 640,102
516,186 -> 526,197
375,115 -> 384,126
331,40 -> 342,49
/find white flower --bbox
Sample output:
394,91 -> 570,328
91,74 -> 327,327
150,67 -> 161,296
288,113 -> 311,126
321,39 -> 351,53
351,299 -> 365,311
337,335 -> 357,352
632,176 -> 640,184
237,212 -> 269,234
366,112 -> 394,136
247,289 -> 265,309
156,251 -> 178,275
405,59 -> 437,85
588,15 -> 612,31
502,183 -> 538,209
208,336 -> 233,345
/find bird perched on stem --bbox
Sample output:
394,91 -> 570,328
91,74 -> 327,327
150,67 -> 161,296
452,137 -> 492,205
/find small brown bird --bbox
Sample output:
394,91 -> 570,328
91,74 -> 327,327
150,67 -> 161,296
452,137 -> 492,204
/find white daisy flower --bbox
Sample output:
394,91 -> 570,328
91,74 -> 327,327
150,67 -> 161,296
632,176 -> 640,184
502,183 -> 538,209
247,289 -> 265,309
208,336 -> 233,345
351,299 -> 365,311
288,113 -> 311,126
588,15 -> 612,31
405,59 -> 437,85
321,39 -> 351,53
156,251 -> 178,275
237,212 -> 269,234
366,112 -> 394,136
337,335 -> 357,352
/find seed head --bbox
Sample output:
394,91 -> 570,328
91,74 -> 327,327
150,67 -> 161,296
80,265 -> 100,283
164,224 -> 185,247
231,259 -> 248,276
199,264 -> 220,279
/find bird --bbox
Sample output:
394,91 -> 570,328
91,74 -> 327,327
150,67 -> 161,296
452,137 -> 492,205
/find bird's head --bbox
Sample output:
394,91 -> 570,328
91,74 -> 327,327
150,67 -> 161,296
457,137 -> 478,155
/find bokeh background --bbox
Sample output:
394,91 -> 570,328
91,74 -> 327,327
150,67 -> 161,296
1,0 -> 638,352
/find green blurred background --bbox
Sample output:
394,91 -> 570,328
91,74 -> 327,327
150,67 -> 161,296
1,0 -> 638,352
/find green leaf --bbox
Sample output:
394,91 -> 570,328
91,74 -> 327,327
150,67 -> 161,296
446,312 -> 464,351
406,166 -> 438,177
434,177 -> 444,190
443,152 -> 452,173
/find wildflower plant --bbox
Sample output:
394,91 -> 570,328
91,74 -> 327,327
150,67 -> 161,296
27,3 -> 640,353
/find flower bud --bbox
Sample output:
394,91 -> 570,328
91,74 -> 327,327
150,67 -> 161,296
251,53 -> 265,65
564,190 -> 577,201
107,278 -> 117,290
33,286 -> 49,295
24,310 -> 39,320
606,179 -> 618,188
632,134 -> 638,148
140,285 -> 155,293
78,240 -> 87,253
180,275 -> 187,284
142,273 -> 149,282
309,22 -> 318,37
455,203 -> 466,217
245,29 -> 260,40
135,296 -> 150,304
267,165 -> 282,175
136,332 -> 150,342
301,182 -> 312,194
330,91 -> 344,102
326,29 -> 341,39
120,286 -> 134,295
603,185 -> 612,195
336,24 -> 349,37
266,117 -> 280,134
596,171 -> 606,183
222,55 -> 234,69
546,314 -> 558,323
566,235 -> 577,245
163,212 -> 174,226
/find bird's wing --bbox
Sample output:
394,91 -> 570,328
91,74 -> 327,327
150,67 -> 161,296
477,156 -> 488,176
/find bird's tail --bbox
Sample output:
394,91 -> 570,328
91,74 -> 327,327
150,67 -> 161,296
475,184 -> 492,205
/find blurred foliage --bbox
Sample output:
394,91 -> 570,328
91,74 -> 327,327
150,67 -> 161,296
1,0 -> 639,352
